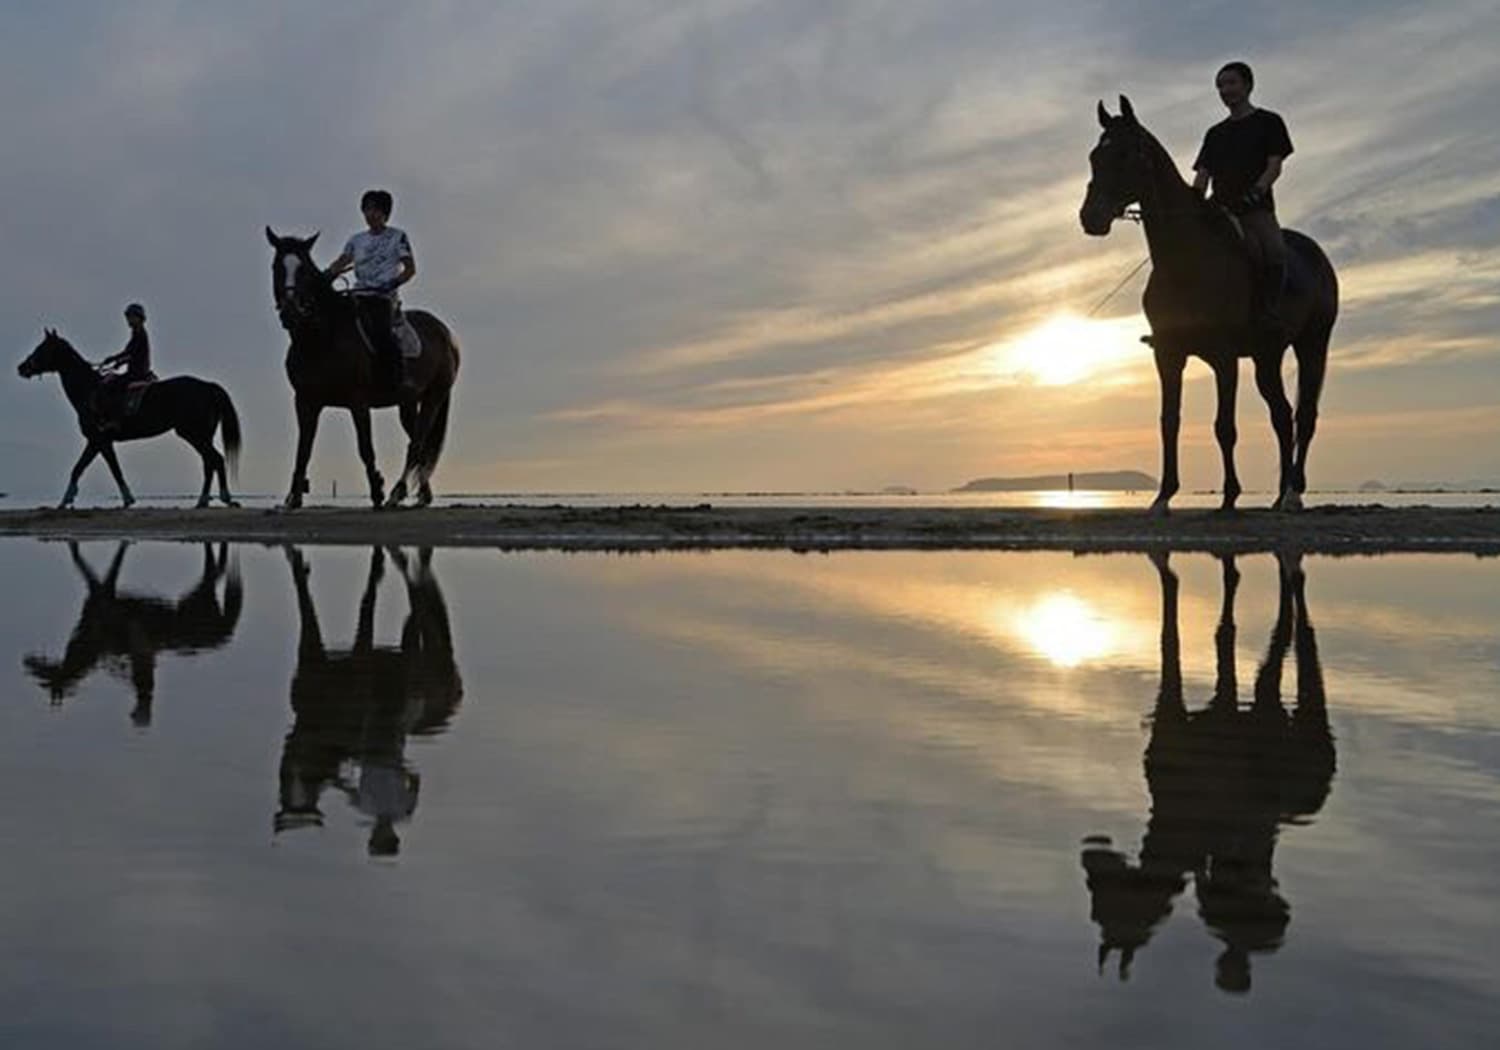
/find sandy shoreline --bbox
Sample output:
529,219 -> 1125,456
0,504 -> 1497,554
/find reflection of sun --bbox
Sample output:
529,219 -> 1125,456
1010,592 -> 1118,668
982,312 -> 1142,386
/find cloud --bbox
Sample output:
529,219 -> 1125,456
2,0 -> 1497,496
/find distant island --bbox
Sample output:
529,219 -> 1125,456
955,470 -> 1156,492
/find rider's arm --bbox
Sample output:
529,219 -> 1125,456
325,251 -> 354,279
392,256 -> 416,288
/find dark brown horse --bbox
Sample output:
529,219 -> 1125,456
1080,97 -> 1340,513
1080,552 -> 1334,993
265,229 -> 460,509
18,331 -> 241,508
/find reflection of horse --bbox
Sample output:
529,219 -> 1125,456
17,331 -> 242,508
1081,552 -> 1335,994
23,541 -> 243,726
1080,98 -> 1339,514
265,230 -> 461,509
277,545 -> 463,856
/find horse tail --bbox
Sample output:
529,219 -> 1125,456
215,384 -> 242,483
420,392 -> 452,479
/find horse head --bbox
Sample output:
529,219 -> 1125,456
265,227 -> 325,327
1080,95 -> 1152,236
17,328 -> 73,379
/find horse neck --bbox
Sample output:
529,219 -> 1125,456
1135,133 -> 1202,263
55,345 -> 101,409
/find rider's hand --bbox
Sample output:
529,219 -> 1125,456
1240,186 -> 1266,210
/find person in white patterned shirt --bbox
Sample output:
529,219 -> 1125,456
325,189 -> 417,389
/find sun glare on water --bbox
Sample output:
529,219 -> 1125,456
982,312 -> 1144,387
1009,592 -> 1119,669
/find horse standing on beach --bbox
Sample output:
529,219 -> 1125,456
265,229 -> 461,509
17,330 -> 241,508
1080,97 -> 1339,513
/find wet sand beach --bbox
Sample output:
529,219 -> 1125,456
1,503 -> 1497,554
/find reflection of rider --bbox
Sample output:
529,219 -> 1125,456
1191,61 -> 1293,336
1081,553 -> 1334,994
96,302 -> 152,430
323,188 -> 417,391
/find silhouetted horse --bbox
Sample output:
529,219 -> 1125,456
23,541 -> 243,726
265,230 -> 461,509
1080,98 -> 1340,513
17,331 -> 241,508
1081,552 -> 1335,994
276,545 -> 463,856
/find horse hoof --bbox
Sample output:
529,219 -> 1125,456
223,499 -> 241,508
196,500 -> 211,510
1280,491 -> 1303,512
1147,501 -> 1171,519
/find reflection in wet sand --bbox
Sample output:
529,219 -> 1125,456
22,540 -> 242,726
1082,552 -> 1335,994
277,546 -> 463,856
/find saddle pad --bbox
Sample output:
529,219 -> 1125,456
395,317 -> 421,359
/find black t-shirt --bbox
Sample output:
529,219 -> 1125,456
1193,109 -> 1293,212
122,330 -> 151,379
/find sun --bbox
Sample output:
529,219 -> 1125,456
982,312 -> 1144,387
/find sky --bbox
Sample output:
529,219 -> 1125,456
2,0 -> 1498,499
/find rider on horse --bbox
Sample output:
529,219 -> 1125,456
1191,61 -> 1294,336
96,302 -> 154,431
323,189 -> 417,390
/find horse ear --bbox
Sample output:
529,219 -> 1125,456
1097,100 -> 1110,128
265,226 -> 280,248
307,231 -> 320,251
1119,95 -> 1136,123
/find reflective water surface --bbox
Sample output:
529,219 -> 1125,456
1,541 -> 1497,1048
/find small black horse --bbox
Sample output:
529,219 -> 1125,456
1080,97 -> 1340,513
17,329 -> 241,508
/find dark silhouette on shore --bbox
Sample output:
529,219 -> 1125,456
23,541 -> 243,726
17,331 -> 242,509
277,545 -> 463,856
1081,552 -> 1335,994
265,231 -> 460,509
1080,99 -> 1339,514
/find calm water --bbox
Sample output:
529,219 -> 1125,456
1,541 -> 1497,1048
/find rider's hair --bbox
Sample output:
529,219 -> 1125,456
360,189 -> 394,216
1217,61 -> 1254,89
124,302 -> 146,320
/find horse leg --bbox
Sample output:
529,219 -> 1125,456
1212,359 -> 1241,511
1149,346 -> 1185,516
396,401 -> 431,506
60,442 -> 101,508
1253,352 -> 1295,510
1290,324 -> 1332,506
384,401 -> 421,507
285,397 -> 321,509
180,429 -> 224,509
350,407 -> 385,508
98,443 -> 135,508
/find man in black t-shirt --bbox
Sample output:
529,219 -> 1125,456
1192,61 -> 1294,334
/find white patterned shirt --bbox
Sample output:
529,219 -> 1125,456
343,226 -> 414,294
